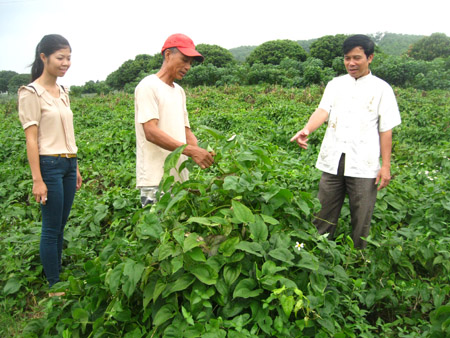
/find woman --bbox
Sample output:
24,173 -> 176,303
18,34 -> 82,292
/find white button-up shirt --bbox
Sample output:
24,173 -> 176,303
316,73 -> 401,178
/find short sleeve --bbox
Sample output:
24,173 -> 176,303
180,87 -> 190,128
318,79 -> 335,117
135,82 -> 159,124
18,86 -> 41,130
378,86 -> 401,132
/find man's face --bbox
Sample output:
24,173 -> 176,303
344,47 -> 373,79
166,49 -> 194,81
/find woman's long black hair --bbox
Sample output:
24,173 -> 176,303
31,34 -> 71,81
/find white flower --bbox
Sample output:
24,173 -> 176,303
295,242 -> 305,251
227,134 -> 237,142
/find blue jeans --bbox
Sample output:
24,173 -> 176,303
39,156 -> 77,287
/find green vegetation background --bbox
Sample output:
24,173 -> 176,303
0,84 -> 449,337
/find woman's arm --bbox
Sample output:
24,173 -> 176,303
24,125 -> 47,204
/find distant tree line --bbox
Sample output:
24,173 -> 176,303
0,71 -> 30,94
1,33 -> 449,95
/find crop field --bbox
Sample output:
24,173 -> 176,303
0,85 -> 449,337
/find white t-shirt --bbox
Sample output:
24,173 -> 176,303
316,73 -> 401,178
135,74 -> 190,187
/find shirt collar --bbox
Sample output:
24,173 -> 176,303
31,82 -> 65,97
30,82 -> 46,96
349,71 -> 372,82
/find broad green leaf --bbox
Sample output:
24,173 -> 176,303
268,248 -> 294,264
106,263 -> 124,294
261,260 -> 287,276
236,152 -> 258,162
261,185 -> 280,202
384,194 -> 404,211
231,200 -> 255,223
72,308 -> 89,323
223,263 -> 241,286
123,259 -> 145,298
219,236 -> 240,257
199,125 -> 226,140
186,247 -> 206,262
248,215 -> 268,242
153,279 -> 166,302
163,274 -> 195,297
310,272 -> 328,294
280,294 -> 295,317
138,213 -> 163,239
123,327 -> 143,338
163,190 -> 188,217
99,243 -> 117,262
297,251 -> 319,271
158,242 -> 176,261
187,217 -> 215,226
93,204 -> 108,225
235,241 -> 264,257
153,304 -> 176,327
3,277 -> 21,295
223,176 -> 239,191
261,214 -> 279,225
113,197 -> 127,209
317,317 -> 336,334
163,145 -> 187,173
296,197 -> 310,216
123,259 -> 145,283
233,278 -> 263,299
173,228 -> 185,245
189,264 -> 218,285
171,254 -> 184,274
181,306 -> 195,326
183,232 -> 202,252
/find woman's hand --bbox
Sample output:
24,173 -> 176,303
76,167 -> 82,190
33,179 -> 48,204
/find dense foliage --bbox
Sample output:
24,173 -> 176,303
1,85 -> 449,337
196,44 -> 236,68
0,72 -> 31,94
2,33 -> 449,95
408,33 -> 450,61
309,35 -> 347,68
246,40 -> 308,66
370,33 -> 424,56
0,70 -> 18,92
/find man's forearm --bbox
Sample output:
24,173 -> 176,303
304,108 -> 329,133
379,130 -> 393,168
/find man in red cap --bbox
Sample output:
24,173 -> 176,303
135,33 -> 214,207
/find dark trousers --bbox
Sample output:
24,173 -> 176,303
313,154 -> 377,249
40,156 -> 77,287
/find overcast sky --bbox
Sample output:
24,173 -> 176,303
1,0 -> 448,87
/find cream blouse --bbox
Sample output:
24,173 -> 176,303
18,82 -> 78,155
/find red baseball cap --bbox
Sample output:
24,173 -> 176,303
161,33 -> 204,62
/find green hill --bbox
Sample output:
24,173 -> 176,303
229,32 -> 425,62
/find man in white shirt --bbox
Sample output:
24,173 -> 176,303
291,34 -> 401,248
135,33 -> 214,207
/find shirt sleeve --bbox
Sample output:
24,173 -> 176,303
318,80 -> 335,119
378,85 -> 401,132
180,87 -> 190,128
18,86 -> 41,130
135,82 -> 159,124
